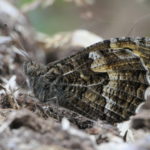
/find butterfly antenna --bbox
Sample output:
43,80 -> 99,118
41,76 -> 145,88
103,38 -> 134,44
126,13 -> 150,37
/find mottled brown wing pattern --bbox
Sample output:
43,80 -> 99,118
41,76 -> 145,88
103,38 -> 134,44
24,37 -> 150,124
109,37 -> 150,72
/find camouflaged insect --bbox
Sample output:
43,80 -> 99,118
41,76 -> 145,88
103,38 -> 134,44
24,37 -> 150,124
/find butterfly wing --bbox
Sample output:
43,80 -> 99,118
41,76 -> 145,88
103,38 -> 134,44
46,40 -> 149,123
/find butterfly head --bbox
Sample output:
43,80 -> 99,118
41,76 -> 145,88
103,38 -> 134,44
24,60 -> 62,103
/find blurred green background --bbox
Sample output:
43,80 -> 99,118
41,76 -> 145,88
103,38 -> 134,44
17,0 -> 81,35
17,0 -> 150,38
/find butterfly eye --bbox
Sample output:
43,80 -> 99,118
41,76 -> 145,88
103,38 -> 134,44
45,74 -> 56,81
24,61 -> 38,76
